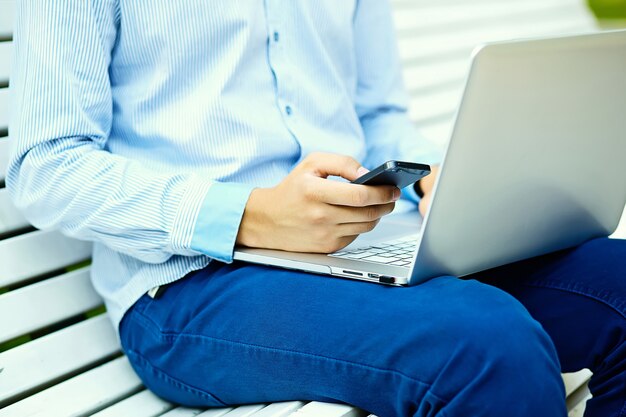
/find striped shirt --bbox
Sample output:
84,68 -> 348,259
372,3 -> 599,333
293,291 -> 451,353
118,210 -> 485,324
7,0 -> 442,330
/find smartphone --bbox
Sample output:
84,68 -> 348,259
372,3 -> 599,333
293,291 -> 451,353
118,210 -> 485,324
351,160 -> 431,189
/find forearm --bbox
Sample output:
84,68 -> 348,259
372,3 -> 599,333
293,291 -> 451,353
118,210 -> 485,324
8,139 -> 213,263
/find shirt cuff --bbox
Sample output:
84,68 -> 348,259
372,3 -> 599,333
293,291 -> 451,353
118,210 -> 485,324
190,182 -> 255,263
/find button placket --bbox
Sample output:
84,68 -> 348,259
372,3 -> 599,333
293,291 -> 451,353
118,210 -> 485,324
266,2 -> 296,129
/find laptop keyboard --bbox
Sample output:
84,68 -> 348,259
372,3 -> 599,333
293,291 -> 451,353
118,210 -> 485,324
329,235 -> 419,267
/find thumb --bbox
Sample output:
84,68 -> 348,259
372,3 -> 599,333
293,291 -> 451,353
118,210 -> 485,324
302,152 -> 368,181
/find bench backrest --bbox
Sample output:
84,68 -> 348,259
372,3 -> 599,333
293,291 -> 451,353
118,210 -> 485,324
0,0 -> 611,415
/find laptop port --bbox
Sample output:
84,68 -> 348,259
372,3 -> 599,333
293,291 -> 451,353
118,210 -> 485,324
368,273 -> 381,279
379,276 -> 396,284
342,270 -> 363,277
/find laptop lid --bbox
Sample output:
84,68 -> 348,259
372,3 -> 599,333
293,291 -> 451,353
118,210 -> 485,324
409,30 -> 626,283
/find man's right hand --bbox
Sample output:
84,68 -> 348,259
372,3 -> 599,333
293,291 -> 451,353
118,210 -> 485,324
236,152 -> 399,254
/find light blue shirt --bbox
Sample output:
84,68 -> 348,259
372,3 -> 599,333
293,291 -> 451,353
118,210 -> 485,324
7,0 -> 442,329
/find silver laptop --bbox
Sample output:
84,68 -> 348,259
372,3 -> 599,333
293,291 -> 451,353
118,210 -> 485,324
234,30 -> 626,286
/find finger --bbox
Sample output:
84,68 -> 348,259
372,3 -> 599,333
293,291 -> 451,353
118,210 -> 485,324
311,235 -> 359,254
418,165 -> 439,196
307,177 -> 399,207
323,202 -> 396,223
300,152 -> 368,181
419,192 -> 432,217
337,219 -> 381,237
330,235 -> 360,253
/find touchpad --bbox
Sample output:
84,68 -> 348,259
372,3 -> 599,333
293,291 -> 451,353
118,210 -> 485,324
343,210 -> 422,251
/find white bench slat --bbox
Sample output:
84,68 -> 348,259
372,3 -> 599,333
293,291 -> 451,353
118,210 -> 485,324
160,407 -> 207,417
393,0 -> 586,32
398,16 -> 595,63
0,138 -> 9,182
196,409 -> 237,417
410,112 -> 456,135
0,267 -> 101,343
0,229 -> 92,287
0,356 -> 141,417
0,87 -> 8,131
251,402 -> 307,417
610,205 -> 626,239
563,370 -> 593,397
391,0 -> 586,10
0,315 -> 119,404
91,389 -> 174,417
287,402 -> 366,417
409,88 -> 461,125
203,405 -> 267,417
0,41 -> 11,82
163,407 -> 232,417
0,187 -> 27,235
149,402 -> 309,417
418,120 -> 453,148
403,59 -> 467,94
391,0 -> 545,5
567,388 -> 592,417
111,399 -> 351,417
0,1 -> 14,39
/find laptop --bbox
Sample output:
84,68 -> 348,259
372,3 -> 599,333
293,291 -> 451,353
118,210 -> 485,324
233,30 -> 626,286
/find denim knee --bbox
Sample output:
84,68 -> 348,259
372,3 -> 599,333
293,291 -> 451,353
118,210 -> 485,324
416,279 -> 567,416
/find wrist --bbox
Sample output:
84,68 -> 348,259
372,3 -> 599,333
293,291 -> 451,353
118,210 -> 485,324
236,187 -> 271,248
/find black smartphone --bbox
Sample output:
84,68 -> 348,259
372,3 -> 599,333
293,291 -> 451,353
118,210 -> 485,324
351,160 -> 431,189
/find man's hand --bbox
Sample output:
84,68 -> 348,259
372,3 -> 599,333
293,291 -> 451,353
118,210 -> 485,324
418,165 -> 440,217
236,153 -> 399,253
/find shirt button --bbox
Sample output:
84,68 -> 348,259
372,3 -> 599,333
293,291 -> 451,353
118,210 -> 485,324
273,31 -> 280,42
285,105 -> 292,116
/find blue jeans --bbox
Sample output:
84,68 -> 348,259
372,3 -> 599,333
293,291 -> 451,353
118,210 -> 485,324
119,238 -> 626,417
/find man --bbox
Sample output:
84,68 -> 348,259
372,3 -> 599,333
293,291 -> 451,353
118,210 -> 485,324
7,2 -> 625,416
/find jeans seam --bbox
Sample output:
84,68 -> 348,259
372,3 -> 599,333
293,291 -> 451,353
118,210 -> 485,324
126,348 -> 229,406
516,279 -> 626,320
131,307 -> 452,406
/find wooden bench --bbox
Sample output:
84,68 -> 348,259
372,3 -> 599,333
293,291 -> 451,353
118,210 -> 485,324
1,0 -> 624,415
